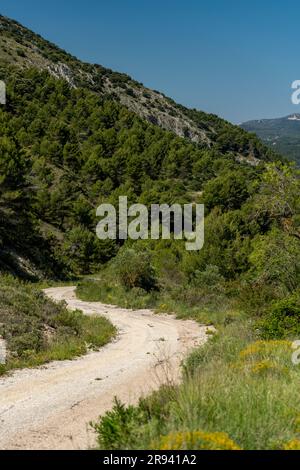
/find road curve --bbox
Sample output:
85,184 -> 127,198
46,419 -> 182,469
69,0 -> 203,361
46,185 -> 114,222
0,286 -> 210,450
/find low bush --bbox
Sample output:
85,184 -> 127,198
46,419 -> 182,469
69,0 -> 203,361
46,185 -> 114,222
260,292 -> 300,339
113,248 -> 157,292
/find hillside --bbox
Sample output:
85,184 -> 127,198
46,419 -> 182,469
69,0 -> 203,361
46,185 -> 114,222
0,14 -> 281,278
241,114 -> 300,165
0,14 -> 276,163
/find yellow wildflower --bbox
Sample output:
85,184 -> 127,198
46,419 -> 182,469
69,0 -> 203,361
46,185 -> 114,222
250,359 -> 286,375
239,340 -> 291,359
155,430 -> 241,450
159,304 -> 168,311
283,439 -> 300,450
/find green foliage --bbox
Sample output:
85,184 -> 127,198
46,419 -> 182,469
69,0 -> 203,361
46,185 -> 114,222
191,265 -> 224,288
62,226 -> 116,275
260,293 -> 300,339
77,277 -> 157,310
93,388 -> 174,450
203,168 -> 251,211
249,228 -> 300,294
113,247 -> 157,291
94,321 -> 300,450
0,64 -> 284,279
93,398 -> 146,450
249,163 -> 300,224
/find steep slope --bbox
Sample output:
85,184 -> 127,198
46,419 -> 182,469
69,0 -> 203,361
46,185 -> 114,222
241,114 -> 300,165
0,14 -> 210,145
0,14 -> 276,163
0,14 -> 281,279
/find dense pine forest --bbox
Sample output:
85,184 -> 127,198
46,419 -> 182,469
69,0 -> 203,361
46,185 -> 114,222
0,66 -> 282,279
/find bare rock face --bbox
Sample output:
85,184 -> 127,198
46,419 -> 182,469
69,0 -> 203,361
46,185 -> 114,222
106,82 -> 212,145
47,63 -> 77,88
45,61 -> 212,144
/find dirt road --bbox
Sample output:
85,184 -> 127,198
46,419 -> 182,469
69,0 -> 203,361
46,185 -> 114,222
0,286 -> 209,450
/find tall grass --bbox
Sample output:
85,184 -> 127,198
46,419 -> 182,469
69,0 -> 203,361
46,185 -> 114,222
77,277 -> 157,310
0,275 -> 116,375
93,321 -> 300,450
76,273 -> 236,326
78,260 -> 300,450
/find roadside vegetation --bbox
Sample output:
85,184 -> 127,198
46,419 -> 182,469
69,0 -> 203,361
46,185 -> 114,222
84,162 -> 300,450
93,321 -> 300,450
0,276 -> 116,376
77,257 -> 234,326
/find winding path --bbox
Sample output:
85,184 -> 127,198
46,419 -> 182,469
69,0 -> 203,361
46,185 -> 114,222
0,286 -> 209,450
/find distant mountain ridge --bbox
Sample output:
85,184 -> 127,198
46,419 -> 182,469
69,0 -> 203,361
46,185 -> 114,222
241,114 -> 300,165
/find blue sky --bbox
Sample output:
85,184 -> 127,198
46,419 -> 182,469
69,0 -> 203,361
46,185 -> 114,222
1,0 -> 300,123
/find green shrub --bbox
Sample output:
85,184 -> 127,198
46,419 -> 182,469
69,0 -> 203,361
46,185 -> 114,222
260,293 -> 300,339
249,229 -> 300,295
93,398 -> 146,450
93,387 -> 174,450
114,248 -> 157,292
9,331 -> 42,357
55,308 -> 83,335
16,48 -> 26,57
191,265 -> 224,288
